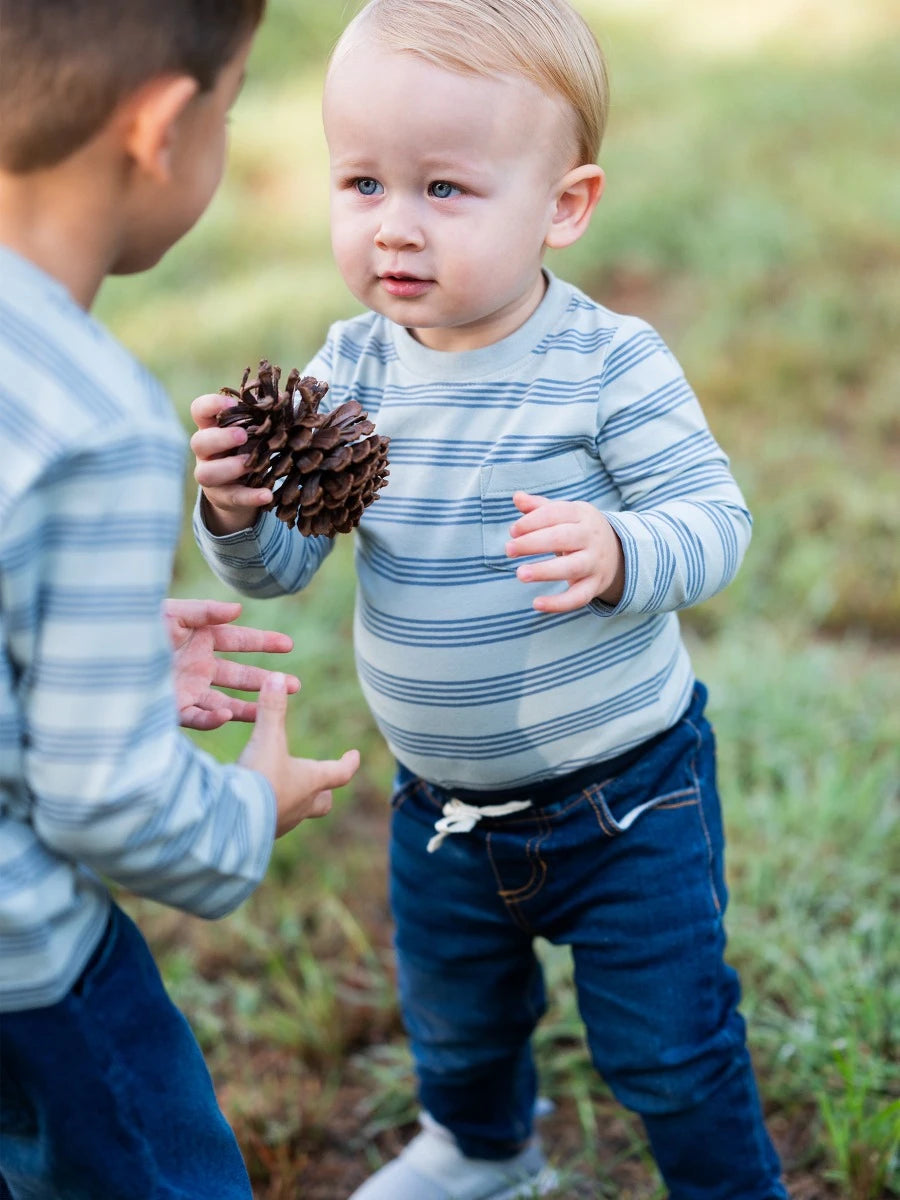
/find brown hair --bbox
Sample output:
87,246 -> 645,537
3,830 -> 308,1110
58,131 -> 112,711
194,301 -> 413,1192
335,0 -> 609,165
0,0 -> 266,172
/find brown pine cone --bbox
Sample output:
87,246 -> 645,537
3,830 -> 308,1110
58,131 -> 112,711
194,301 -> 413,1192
217,359 -> 390,537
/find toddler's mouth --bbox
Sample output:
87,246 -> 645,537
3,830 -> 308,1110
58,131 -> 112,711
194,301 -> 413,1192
379,273 -> 433,298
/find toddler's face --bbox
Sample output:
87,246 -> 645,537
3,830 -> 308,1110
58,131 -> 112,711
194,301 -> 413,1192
324,41 -> 576,351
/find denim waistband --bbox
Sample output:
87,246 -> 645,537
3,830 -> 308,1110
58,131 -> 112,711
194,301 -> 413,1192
398,683 -> 704,811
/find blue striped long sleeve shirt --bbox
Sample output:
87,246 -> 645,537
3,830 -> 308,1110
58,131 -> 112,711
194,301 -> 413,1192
195,272 -> 751,791
0,248 -> 276,1012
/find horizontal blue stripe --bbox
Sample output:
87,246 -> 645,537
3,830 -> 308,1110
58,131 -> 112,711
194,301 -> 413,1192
358,600 -> 584,645
378,658 -> 679,761
358,618 -> 661,704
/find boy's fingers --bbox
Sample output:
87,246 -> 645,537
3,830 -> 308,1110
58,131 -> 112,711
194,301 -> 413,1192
166,598 -> 242,628
210,625 -> 294,654
218,698 -> 258,722
179,704 -> 234,731
302,790 -> 334,820
307,749 -> 361,793
246,672 -> 288,752
212,659 -> 300,694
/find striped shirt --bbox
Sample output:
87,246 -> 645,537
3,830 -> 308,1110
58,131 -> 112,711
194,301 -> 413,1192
0,247 -> 276,1012
195,272 -> 751,791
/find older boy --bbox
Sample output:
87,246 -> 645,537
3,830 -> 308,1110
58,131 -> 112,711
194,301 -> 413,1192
192,0 -> 787,1196
0,3 -> 359,1198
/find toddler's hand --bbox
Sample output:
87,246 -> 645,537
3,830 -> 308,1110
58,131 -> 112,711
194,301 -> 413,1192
506,491 -> 625,613
190,393 -> 273,535
239,673 -> 360,837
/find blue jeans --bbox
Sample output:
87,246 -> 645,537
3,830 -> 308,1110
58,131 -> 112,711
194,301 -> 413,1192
0,902 -> 251,1200
390,684 -> 787,1200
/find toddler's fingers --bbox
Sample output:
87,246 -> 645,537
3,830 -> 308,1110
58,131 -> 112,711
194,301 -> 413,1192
190,424 -> 247,463
203,483 -> 274,512
516,550 -> 590,585
506,524 -> 583,559
190,392 -> 237,429
511,491 -> 550,516
509,500 -> 577,539
193,452 -> 255,489
533,578 -> 597,613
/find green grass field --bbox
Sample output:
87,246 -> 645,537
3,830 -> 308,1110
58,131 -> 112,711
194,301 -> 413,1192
99,0 -> 899,1194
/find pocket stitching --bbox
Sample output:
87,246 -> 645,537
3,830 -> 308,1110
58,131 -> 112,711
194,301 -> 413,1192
591,783 -> 698,835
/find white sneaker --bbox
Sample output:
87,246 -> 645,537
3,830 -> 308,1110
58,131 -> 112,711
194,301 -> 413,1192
348,1113 -> 558,1200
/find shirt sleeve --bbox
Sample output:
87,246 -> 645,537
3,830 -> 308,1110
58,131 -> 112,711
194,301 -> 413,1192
14,422 -> 276,920
193,337 -> 338,597
592,317 -> 752,616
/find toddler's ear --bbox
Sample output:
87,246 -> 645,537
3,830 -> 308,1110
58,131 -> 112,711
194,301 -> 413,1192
545,164 -> 604,250
118,75 -> 200,182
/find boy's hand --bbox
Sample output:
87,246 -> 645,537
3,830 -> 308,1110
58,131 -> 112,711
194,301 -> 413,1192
190,393 -> 273,535
239,673 -> 360,836
506,491 -> 626,613
165,598 -> 300,730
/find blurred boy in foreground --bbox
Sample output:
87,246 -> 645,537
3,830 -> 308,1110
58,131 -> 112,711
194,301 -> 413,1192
0,3 -> 359,1197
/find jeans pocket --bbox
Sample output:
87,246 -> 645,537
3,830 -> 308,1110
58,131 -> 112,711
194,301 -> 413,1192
587,713 -> 703,836
588,782 -> 698,836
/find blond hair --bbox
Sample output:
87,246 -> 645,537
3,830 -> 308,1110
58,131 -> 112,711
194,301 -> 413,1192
336,0 -> 609,165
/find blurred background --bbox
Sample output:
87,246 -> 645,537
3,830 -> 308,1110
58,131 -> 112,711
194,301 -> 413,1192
97,0 -> 899,1195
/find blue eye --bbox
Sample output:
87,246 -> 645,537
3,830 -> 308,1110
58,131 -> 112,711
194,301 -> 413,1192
429,181 -> 459,199
355,178 -> 382,196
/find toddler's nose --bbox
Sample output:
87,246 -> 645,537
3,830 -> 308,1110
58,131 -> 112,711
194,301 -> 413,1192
374,199 -> 425,252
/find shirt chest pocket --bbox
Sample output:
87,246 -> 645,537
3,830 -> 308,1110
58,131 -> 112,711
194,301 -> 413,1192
479,452 -> 589,572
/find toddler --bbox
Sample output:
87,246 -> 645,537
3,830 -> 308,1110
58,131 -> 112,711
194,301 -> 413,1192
193,1 -> 787,1196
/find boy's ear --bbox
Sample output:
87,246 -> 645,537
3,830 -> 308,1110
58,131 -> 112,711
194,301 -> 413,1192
119,75 -> 200,182
544,164 -> 605,250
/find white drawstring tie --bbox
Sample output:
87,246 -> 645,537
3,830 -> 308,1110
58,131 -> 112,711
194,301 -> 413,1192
427,796 -> 533,853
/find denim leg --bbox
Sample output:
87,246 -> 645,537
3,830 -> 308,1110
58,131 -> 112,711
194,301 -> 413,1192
558,706 -> 786,1199
0,903 -> 251,1200
390,778 -> 545,1160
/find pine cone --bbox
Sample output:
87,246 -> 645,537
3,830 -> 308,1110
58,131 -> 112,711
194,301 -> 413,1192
217,360 -> 390,537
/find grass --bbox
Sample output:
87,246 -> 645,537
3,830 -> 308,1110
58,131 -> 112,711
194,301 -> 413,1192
98,0 -> 900,1194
